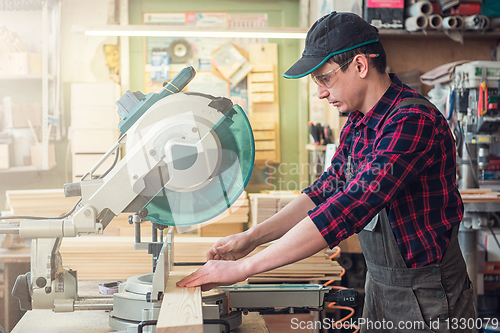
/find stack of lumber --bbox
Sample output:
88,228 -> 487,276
249,191 -> 299,227
459,188 -> 500,202
174,237 -> 219,262
50,235 -> 342,282
3,189 -> 158,237
59,236 -> 153,281
174,237 -> 342,283
5,189 -> 79,218
199,191 -> 249,237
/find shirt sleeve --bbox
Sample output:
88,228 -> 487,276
309,111 -> 444,247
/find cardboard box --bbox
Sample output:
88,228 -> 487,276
72,153 -> 116,177
364,0 -> 404,29
0,52 -> 42,76
71,129 -> 117,154
31,144 -> 56,169
71,83 -> 121,108
71,106 -> 119,130
0,144 -> 9,169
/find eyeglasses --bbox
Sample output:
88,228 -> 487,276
311,54 -> 379,89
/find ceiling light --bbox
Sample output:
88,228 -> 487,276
73,25 -> 308,39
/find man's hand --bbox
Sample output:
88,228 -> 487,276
177,217 -> 328,292
207,231 -> 257,261
176,260 -> 249,291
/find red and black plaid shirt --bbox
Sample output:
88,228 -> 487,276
303,74 -> 463,268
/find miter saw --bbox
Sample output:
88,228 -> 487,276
0,67 -> 356,333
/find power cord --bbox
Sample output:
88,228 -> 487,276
324,246 -> 359,332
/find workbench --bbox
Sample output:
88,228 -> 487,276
12,310 -> 269,333
11,280 -> 269,333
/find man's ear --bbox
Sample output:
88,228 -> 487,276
353,54 -> 369,79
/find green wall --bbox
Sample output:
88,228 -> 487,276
128,0 -> 303,191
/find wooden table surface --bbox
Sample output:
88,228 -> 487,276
12,309 -> 268,333
12,280 -> 268,333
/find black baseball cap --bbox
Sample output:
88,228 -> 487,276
283,12 -> 379,79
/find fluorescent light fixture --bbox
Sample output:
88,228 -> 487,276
73,25 -> 308,39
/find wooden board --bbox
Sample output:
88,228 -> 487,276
459,188 -> 492,195
200,222 -> 244,237
249,192 -> 299,227
5,189 -> 80,218
459,188 -> 500,202
156,271 -> 203,333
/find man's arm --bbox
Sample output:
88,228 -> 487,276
247,193 -> 316,244
207,193 -> 316,260
178,215 -> 328,291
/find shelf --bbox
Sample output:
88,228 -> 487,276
0,74 -> 54,81
0,74 -> 42,80
0,166 -> 46,174
379,28 -> 500,38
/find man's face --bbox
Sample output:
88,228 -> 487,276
311,57 -> 361,114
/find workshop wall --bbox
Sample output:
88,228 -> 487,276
0,0 -> 304,211
128,0 -> 303,192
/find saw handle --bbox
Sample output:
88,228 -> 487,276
160,66 -> 196,98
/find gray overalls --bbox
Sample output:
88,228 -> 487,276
345,99 -> 476,332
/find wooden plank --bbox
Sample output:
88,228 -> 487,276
200,222 -> 244,237
249,83 -> 274,93
249,72 -> 274,82
252,122 -> 275,130
157,271 -> 203,333
253,130 -> 275,141
459,188 -> 492,194
251,63 -> 273,72
255,151 -> 276,160
251,92 -> 275,103
255,141 -> 276,150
